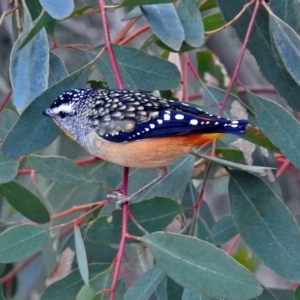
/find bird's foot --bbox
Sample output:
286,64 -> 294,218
107,191 -> 134,209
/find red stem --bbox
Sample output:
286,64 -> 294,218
0,90 -> 12,113
98,0 -> 124,90
219,0 -> 259,115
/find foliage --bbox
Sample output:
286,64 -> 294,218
0,0 -> 300,299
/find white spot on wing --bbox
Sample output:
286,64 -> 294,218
150,124 -> 155,129
175,114 -> 184,120
157,119 -> 163,124
164,114 -> 171,121
189,119 -> 198,125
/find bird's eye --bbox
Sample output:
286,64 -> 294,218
59,111 -> 68,118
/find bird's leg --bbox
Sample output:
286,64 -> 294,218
109,166 -> 168,208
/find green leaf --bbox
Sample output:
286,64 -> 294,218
141,4 -> 184,51
75,284 -> 94,300
218,0 -> 300,111
0,181 -> 50,223
91,45 -> 181,90
10,1 -> 49,113
211,215 -> 238,245
74,226 -> 89,285
28,155 -> 96,184
41,264 -> 109,300
0,225 -> 48,263
177,0 -> 204,48
140,232 -> 262,299
3,61 -> 92,158
89,268 -> 112,294
229,170 -> 300,281
270,15 -> 300,86
87,197 -> 185,243
200,0 -> 217,11
203,11 -> 225,32
40,0 -> 74,20
0,146 -> 19,184
248,92 -> 300,170
243,126 -> 280,153
294,285 -> 300,300
124,265 -> 165,300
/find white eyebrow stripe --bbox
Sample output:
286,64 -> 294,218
51,103 -> 74,114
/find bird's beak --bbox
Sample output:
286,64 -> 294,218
43,108 -> 54,118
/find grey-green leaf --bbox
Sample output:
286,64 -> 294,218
10,1 -> 49,113
140,232 -> 262,299
28,155 -> 96,184
270,15 -> 300,85
0,146 -> 19,184
40,0 -> 74,20
124,265 -> 165,300
0,181 -> 50,223
229,170 -> 300,281
177,0 -> 204,48
211,215 -> 238,245
3,62 -> 92,158
141,4 -> 184,51
0,225 -> 48,263
74,226 -> 89,285
91,45 -> 180,90
248,92 -> 300,170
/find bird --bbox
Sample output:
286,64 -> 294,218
43,88 -> 248,203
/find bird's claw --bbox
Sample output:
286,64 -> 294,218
107,191 -> 134,209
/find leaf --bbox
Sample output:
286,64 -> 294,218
87,197 -> 185,243
0,181 -> 50,223
141,4 -> 184,51
294,285 -> 300,300
0,146 -> 19,184
10,1 -> 49,113
40,0 -> 74,20
140,232 -> 262,299
28,155 -> 96,184
90,45 -> 181,90
270,0 -> 300,31
229,170 -> 300,281
203,11 -> 225,31
121,0 -> 175,5
124,265 -> 165,300
19,10 -> 53,50
41,264 -> 109,300
197,152 -> 273,175
74,226 -> 89,285
243,126 -> 280,153
248,92 -> 300,170
76,284 -> 94,300
0,225 -> 48,263
177,0 -> 204,48
270,15 -> 300,86
48,52 -> 68,87
217,0 -> 300,111
0,109 -> 18,141
3,61 -> 92,158
211,215 -> 238,245
182,289 -> 212,300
